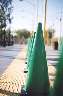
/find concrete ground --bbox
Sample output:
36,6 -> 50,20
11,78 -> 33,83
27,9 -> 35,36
0,44 -> 59,96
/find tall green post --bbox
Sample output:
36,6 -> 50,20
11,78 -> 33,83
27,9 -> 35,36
53,42 -> 63,96
21,23 -> 49,96
25,32 -> 36,68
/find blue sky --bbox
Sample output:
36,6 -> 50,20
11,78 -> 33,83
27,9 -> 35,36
11,0 -> 63,37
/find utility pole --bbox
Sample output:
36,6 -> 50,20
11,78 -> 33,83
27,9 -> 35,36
44,0 -> 48,44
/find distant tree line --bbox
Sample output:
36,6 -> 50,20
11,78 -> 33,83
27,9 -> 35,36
15,29 -> 31,44
16,29 -> 31,39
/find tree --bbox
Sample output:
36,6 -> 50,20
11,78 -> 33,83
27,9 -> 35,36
0,0 -> 12,46
0,0 -> 12,28
47,28 -> 55,45
15,29 -> 31,44
48,28 -> 55,39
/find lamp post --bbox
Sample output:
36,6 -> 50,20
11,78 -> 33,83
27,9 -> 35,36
44,0 -> 48,44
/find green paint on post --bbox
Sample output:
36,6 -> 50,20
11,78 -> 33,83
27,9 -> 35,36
25,23 -> 49,96
53,42 -> 63,96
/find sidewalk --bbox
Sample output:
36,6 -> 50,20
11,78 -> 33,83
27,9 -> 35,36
0,44 -> 27,95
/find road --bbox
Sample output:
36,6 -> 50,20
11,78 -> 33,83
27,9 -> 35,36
0,44 -> 59,95
0,44 -> 27,75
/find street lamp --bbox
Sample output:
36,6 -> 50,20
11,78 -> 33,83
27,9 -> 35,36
44,0 -> 48,44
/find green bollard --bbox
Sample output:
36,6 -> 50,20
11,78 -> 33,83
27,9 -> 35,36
24,37 -> 34,73
21,23 -> 49,96
27,32 -> 36,67
25,37 -> 32,63
25,32 -> 36,68
53,42 -> 63,96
